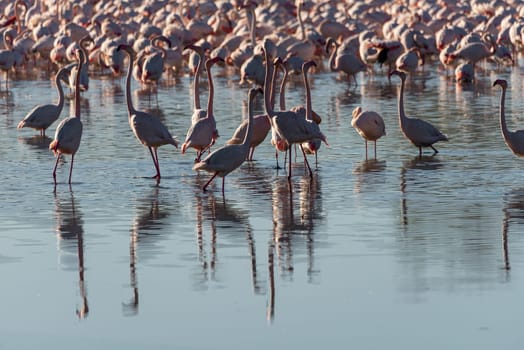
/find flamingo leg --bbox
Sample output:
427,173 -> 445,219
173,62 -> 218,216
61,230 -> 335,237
365,139 -> 368,160
275,150 -> 281,170
430,145 -> 439,154
203,172 -> 219,191
222,176 -> 225,194
418,146 -> 422,158
68,154 -> 75,184
374,141 -> 377,159
148,147 -> 161,179
300,145 -> 313,177
287,147 -> 292,181
52,153 -> 61,184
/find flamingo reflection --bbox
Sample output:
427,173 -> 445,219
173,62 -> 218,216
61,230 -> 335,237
54,187 -> 88,319
501,188 -> 524,273
123,185 -> 171,316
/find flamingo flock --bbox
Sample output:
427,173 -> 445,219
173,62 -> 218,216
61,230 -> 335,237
7,0 -> 524,192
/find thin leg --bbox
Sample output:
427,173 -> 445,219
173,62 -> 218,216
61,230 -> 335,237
148,147 -> 161,178
430,145 -> 439,154
203,172 -> 219,192
222,177 -> 225,194
315,151 -> 318,169
52,153 -> 61,184
68,154 -> 75,184
153,148 -> 161,178
300,145 -> 313,178
374,141 -> 377,159
365,140 -> 368,160
287,147 -> 292,181
275,150 -> 281,169
418,146 -> 422,158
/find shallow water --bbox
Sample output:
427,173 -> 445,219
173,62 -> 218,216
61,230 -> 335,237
2,59 -> 524,349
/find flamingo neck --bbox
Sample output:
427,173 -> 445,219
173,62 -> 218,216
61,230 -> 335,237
263,48 -> 274,117
243,93 -> 255,146
304,66 -> 312,121
55,71 -> 65,111
278,66 -> 288,111
297,2 -> 305,41
124,48 -> 136,117
499,85 -> 510,141
193,53 -> 203,110
205,61 -> 215,120
328,42 -> 338,72
248,7 -> 256,45
74,54 -> 83,118
398,77 -> 407,127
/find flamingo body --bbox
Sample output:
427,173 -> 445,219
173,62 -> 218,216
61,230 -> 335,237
351,106 -> 386,159
493,79 -> 524,156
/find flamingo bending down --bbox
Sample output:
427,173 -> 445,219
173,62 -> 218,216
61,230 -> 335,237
351,106 -> 386,159
49,50 -> 84,184
193,88 -> 263,193
117,44 -> 179,180
493,79 -> 524,156
390,70 -> 448,156
18,66 -> 69,137
181,56 -> 223,162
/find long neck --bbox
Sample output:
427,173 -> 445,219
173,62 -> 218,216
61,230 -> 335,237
304,66 -> 312,121
243,93 -> 255,146
193,53 -> 203,110
398,77 -> 407,127
124,48 -> 136,116
499,85 -> 511,141
55,71 -> 65,111
279,65 -> 288,111
297,2 -> 305,41
328,42 -> 338,72
263,49 -> 274,117
74,54 -> 83,118
205,61 -> 215,120
248,7 -> 256,45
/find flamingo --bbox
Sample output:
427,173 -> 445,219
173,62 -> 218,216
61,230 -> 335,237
493,79 -> 524,156
351,106 -> 386,160
193,87 -> 263,193
49,49 -> 84,185
455,63 -> 475,84
17,66 -> 68,137
66,35 -> 92,92
390,70 -> 448,156
181,56 -> 223,162
262,39 -> 328,181
117,44 -> 179,181
326,37 -> 367,86
185,44 -> 207,124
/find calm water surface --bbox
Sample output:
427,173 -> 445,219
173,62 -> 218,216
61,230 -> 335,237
2,60 -> 524,349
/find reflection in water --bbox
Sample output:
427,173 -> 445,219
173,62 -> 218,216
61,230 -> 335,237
18,135 -> 53,151
352,159 -> 387,194
271,176 -> 322,283
267,241 -> 275,323
123,185 -> 171,316
400,155 -> 443,227
54,187 -> 88,319
501,188 -> 524,273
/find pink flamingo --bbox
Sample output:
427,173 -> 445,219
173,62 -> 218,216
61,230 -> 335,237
262,39 -> 328,181
193,87 -> 263,193
17,66 -> 68,137
326,37 -> 367,86
49,49 -> 84,184
493,79 -> 524,156
390,70 -> 448,156
117,44 -> 179,180
351,106 -> 386,160
181,56 -> 223,162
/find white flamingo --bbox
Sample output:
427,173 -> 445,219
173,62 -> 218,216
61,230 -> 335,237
117,44 -> 179,180
49,49 -> 84,185
181,56 -> 223,162
17,66 -> 68,137
351,106 -> 386,160
390,70 -> 448,156
493,79 -> 524,156
193,87 -> 263,193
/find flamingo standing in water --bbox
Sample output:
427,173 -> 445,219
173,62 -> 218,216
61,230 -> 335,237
17,66 -> 69,137
193,87 -> 263,193
351,106 -> 386,160
262,39 -> 328,181
117,44 -> 179,181
390,70 -> 448,156
181,56 -> 223,162
493,79 -> 524,156
49,49 -> 84,185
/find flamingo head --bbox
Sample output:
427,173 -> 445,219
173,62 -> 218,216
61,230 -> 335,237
493,79 -> 507,89
389,69 -> 406,81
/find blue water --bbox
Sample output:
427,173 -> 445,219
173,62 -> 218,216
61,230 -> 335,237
1,59 -> 524,349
